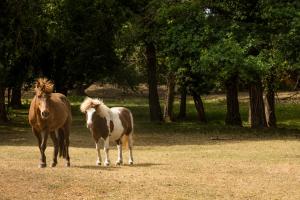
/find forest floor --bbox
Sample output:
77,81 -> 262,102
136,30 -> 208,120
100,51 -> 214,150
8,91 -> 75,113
1,88 -> 300,200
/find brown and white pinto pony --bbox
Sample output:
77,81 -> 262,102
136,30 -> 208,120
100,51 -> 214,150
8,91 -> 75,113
80,97 -> 134,166
28,78 -> 72,168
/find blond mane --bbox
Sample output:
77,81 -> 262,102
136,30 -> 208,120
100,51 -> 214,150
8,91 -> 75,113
35,78 -> 54,94
80,97 -> 111,118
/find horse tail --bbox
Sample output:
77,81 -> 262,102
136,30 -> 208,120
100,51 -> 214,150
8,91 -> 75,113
122,134 -> 129,149
58,129 -> 66,158
122,111 -> 134,149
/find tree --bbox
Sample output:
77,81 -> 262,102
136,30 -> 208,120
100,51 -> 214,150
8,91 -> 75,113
156,1 -> 216,122
200,36 -> 244,126
18,0 -> 136,96
0,0 -> 42,121
163,71 -> 176,122
117,0 -> 164,122
208,0 -> 299,128
262,0 -> 300,127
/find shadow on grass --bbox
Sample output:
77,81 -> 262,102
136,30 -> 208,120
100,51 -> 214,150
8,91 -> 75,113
72,162 -> 165,170
132,163 -> 167,167
1,103 -> 300,148
72,165 -> 118,171
1,120 -> 300,148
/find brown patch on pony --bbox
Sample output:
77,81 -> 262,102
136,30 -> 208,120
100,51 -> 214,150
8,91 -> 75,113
119,108 -> 132,135
35,78 -> 54,95
110,120 -> 114,132
91,113 -> 109,141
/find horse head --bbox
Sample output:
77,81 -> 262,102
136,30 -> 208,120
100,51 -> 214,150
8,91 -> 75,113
34,78 -> 54,119
80,97 -> 104,128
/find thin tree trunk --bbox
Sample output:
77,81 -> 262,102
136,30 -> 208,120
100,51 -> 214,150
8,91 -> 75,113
145,42 -> 163,122
191,91 -> 206,122
10,85 -> 22,108
163,72 -> 175,122
0,86 -> 8,122
7,87 -> 11,106
178,86 -> 187,119
73,84 -> 87,96
225,75 -> 242,126
265,72 -> 276,127
248,78 -> 267,128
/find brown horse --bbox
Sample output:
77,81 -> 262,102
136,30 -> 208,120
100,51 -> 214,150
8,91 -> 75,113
28,78 -> 72,168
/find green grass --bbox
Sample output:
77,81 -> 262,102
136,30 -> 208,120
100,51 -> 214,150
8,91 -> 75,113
0,96 -> 300,200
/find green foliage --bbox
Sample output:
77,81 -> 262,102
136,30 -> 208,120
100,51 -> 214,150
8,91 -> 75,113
37,0 -> 133,91
155,1 -> 217,94
0,0 -> 42,86
200,36 -> 245,85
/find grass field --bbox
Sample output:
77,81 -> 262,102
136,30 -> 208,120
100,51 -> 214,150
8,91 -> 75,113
0,96 -> 300,200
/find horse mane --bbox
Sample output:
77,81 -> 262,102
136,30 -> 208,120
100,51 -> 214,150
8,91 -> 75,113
80,97 -> 111,118
35,78 -> 54,94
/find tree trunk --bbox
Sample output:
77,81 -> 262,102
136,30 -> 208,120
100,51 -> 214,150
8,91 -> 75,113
264,72 -> 276,127
0,86 -> 8,122
7,87 -> 11,106
225,75 -> 242,126
248,78 -> 267,128
163,72 -> 175,122
178,86 -> 187,120
145,42 -> 163,122
73,84 -> 88,96
10,85 -> 22,108
191,91 -> 206,122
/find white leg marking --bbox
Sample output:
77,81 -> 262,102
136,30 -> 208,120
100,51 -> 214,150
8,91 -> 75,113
116,144 -> 123,166
128,134 -> 134,165
95,140 -> 101,166
104,137 -> 110,166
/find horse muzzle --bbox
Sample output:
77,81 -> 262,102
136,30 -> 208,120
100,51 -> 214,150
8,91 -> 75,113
87,122 -> 93,129
41,111 -> 50,119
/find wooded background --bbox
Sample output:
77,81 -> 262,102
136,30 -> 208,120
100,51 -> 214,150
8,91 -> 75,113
0,0 -> 299,128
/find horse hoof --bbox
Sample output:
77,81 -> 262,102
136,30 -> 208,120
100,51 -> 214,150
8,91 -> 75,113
65,162 -> 70,167
96,162 -> 101,166
39,163 -> 46,168
129,161 -> 133,165
104,162 -> 110,167
51,162 -> 57,167
115,161 -> 123,166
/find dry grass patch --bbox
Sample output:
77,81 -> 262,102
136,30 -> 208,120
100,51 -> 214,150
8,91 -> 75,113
1,139 -> 300,200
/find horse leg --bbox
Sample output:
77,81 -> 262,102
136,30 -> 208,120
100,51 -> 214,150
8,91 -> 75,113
50,131 -> 59,167
115,139 -> 123,166
32,128 -> 43,167
65,135 -> 70,167
128,134 -> 134,165
63,125 -> 71,167
103,137 -> 110,166
39,130 -> 48,168
95,139 -> 102,166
